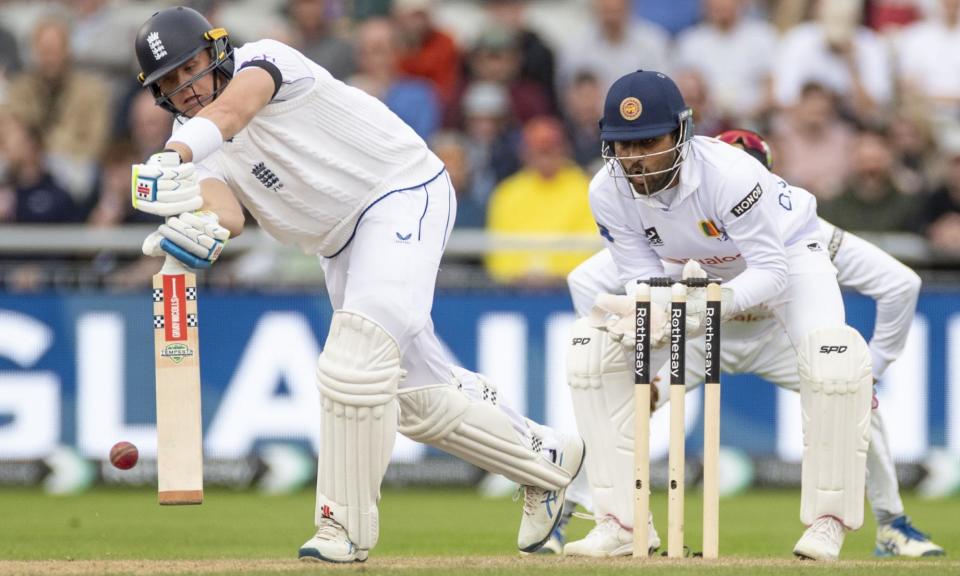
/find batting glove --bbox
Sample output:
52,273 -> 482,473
132,151 -> 203,217
142,210 -> 229,269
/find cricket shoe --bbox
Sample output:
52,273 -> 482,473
516,432 -> 585,553
793,515 -> 846,561
298,518 -> 368,563
520,499 -> 576,555
564,514 -> 660,557
875,516 -> 945,557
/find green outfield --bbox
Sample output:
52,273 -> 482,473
0,487 -> 956,575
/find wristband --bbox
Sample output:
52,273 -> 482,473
166,117 -> 223,163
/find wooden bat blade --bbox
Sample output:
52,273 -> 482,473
153,259 -> 203,505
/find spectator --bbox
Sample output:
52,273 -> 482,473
126,91 -> 173,160
0,114 -> 74,224
393,0 -> 461,113
674,68 -> 732,137
88,141 -> 161,227
70,0 -> 142,89
0,17 -> 21,101
483,0 -> 558,109
920,126 -> 960,253
896,0 -> 960,122
560,70 -> 604,170
771,82 -> 855,200
350,18 -> 440,141
463,27 -> 552,124
431,130 -> 486,229
818,126 -> 919,232
633,0 -> 702,36
485,116 -> 595,286
283,0 -> 355,80
774,0 -> 894,123
674,0 -> 778,123
5,17 -> 110,206
889,106 -> 938,190
461,81 -> 522,203
867,0 -> 922,31
558,0 -> 670,94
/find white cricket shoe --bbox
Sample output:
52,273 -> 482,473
298,518 -> 368,563
875,516 -> 945,557
564,515 -> 660,557
794,515 -> 846,561
517,433 -> 585,553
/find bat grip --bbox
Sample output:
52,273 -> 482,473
161,253 -> 192,275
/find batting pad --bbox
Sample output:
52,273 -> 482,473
315,310 -> 402,550
397,375 -> 572,491
798,326 -> 873,529
566,317 -> 636,526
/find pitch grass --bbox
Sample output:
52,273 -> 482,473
0,487 -> 956,575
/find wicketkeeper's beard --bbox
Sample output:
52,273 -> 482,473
622,153 -> 680,197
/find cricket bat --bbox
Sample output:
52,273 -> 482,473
152,255 -> 204,505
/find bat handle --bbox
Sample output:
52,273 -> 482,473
161,254 -> 192,275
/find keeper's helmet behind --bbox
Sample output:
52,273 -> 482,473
599,70 -> 694,197
717,129 -> 773,171
135,6 -> 234,116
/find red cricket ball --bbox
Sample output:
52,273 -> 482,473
109,441 -> 139,470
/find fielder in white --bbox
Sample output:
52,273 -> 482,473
546,130 -> 944,559
129,6 -> 583,562
572,70 -> 875,561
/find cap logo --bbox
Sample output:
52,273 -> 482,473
620,97 -> 642,121
147,31 -> 167,61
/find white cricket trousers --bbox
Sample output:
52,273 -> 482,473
320,168 -> 528,424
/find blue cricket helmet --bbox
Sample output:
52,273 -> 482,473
600,70 -> 693,142
599,70 -> 695,197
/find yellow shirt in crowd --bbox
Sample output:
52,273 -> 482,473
485,163 -> 597,284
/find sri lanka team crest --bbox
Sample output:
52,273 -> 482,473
620,97 -> 642,121
699,219 -> 728,240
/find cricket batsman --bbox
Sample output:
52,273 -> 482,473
130,6 -> 583,562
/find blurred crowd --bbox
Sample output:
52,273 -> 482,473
2,0 -> 960,290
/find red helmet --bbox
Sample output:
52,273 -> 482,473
717,129 -> 772,171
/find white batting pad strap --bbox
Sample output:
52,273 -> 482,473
798,326 -> 873,529
566,317 -> 636,525
397,380 -> 571,491
315,310 -> 402,550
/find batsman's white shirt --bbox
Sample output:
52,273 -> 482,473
589,135 -> 819,314
177,39 -> 445,257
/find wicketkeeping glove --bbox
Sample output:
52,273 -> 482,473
132,151 -> 203,216
588,292 -> 670,349
142,210 -> 230,269
682,260 -> 735,339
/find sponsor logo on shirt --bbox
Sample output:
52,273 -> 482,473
645,226 -> 664,247
664,254 -> 742,266
730,183 -> 763,217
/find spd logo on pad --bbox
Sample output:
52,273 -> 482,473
819,345 -> 848,354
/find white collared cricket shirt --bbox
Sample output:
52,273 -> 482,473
177,39 -> 444,257
589,135 -> 818,313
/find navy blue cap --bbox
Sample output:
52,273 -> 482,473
600,70 -> 691,142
